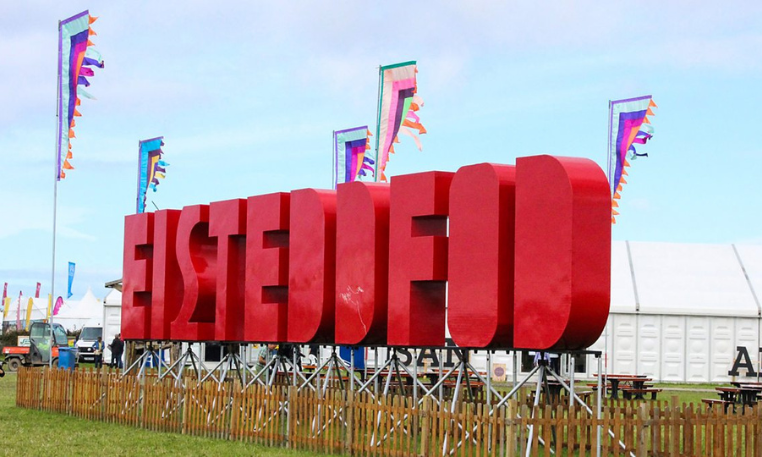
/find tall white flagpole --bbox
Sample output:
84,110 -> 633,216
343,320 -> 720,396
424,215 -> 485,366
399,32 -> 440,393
49,19 -> 63,366
373,65 -> 382,182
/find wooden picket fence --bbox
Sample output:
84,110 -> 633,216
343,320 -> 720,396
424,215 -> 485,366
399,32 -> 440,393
16,367 -> 762,456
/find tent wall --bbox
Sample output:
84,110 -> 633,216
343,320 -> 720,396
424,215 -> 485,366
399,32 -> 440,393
585,312 -> 762,383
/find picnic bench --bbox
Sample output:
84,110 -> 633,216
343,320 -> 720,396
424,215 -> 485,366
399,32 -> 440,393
621,387 -> 662,400
714,386 -> 761,409
701,398 -> 734,412
593,374 -> 652,399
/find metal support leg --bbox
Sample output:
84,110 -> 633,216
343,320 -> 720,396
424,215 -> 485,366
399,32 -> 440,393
513,350 -> 519,387
413,349 -> 418,405
438,348 -> 444,403
350,348 -> 355,393
525,364 -> 545,457
596,355 -> 602,457
441,356 -> 465,456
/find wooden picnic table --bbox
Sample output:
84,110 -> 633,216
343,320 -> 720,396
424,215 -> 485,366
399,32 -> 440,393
703,386 -> 761,412
718,386 -> 762,406
731,380 -> 762,388
595,374 -> 652,399
715,386 -> 740,402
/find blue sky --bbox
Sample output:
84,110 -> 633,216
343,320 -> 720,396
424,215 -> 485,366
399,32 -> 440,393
1,1 -> 761,301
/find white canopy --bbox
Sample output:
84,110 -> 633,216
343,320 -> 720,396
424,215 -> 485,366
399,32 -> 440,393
1,296 -> 48,328
1,287 -> 105,332
611,241 -> 760,317
54,287 -> 104,330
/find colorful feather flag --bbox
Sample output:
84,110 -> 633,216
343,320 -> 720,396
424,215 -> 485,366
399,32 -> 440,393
137,137 -> 168,213
334,127 -> 373,188
2,297 -> 9,320
47,294 -> 53,321
67,262 -> 76,299
56,10 -> 104,180
25,297 -> 34,331
608,96 -> 657,224
374,61 -> 426,182
1,282 -> 6,316
53,296 -> 64,317
15,291 -> 22,330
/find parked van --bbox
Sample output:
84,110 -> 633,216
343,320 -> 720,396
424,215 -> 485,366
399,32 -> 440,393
76,326 -> 103,363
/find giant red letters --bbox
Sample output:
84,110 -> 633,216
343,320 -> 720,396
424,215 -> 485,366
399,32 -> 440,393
388,172 -> 453,347
210,199 -> 246,342
448,163 -> 515,348
122,212 -> 153,340
513,156 -> 611,350
122,156 -> 611,350
287,189 -> 337,343
170,205 -> 217,341
245,193 -> 291,342
150,209 -> 182,340
335,182 -> 390,345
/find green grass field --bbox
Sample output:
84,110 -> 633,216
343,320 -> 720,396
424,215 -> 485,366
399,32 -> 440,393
0,372 -> 328,456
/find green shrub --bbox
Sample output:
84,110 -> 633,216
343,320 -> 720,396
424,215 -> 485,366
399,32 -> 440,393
0,328 -> 29,350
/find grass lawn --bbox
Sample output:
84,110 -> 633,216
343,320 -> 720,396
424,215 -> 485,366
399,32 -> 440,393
653,383 -> 719,405
0,372 -> 330,456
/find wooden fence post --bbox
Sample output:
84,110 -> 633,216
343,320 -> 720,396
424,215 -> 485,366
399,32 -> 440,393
636,402 -> 649,457
420,397 -> 429,457
669,395 -> 679,456
345,388 -> 353,454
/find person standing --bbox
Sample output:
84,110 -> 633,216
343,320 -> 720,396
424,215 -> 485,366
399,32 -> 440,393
257,344 -> 277,373
93,336 -> 105,369
110,333 -> 124,369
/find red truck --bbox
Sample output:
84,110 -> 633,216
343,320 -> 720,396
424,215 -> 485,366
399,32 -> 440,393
1,322 -> 67,372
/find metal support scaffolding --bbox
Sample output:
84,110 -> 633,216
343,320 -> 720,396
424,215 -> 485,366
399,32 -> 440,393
118,343 -> 630,456
122,343 -> 173,380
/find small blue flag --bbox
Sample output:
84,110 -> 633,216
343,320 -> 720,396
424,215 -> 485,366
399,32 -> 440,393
67,262 -> 76,298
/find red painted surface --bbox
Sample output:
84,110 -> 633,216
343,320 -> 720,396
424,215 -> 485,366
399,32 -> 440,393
244,193 -> 290,342
122,212 -> 153,340
121,156 -> 612,350
387,172 -> 453,347
335,182 -> 390,345
210,199 -> 247,342
448,163 -> 516,348
150,210 -> 182,340
513,155 -> 611,350
287,189 -> 337,343
170,205 -> 217,341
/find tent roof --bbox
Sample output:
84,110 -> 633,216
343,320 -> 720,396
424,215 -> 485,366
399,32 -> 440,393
56,287 -> 102,318
104,289 -> 122,306
611,241 -> 761,317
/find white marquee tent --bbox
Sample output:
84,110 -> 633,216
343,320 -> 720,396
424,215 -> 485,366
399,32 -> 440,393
54,287 -> 104,331
585,241 -> 762,383
1,287 -> 103,332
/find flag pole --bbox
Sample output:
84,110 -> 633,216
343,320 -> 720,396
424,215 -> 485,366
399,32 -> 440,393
49,19 -> 63,366
373,65 -> 382,182
332,130 -> 336,190
137,140 -> 142,213
606,100 -> 612,183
